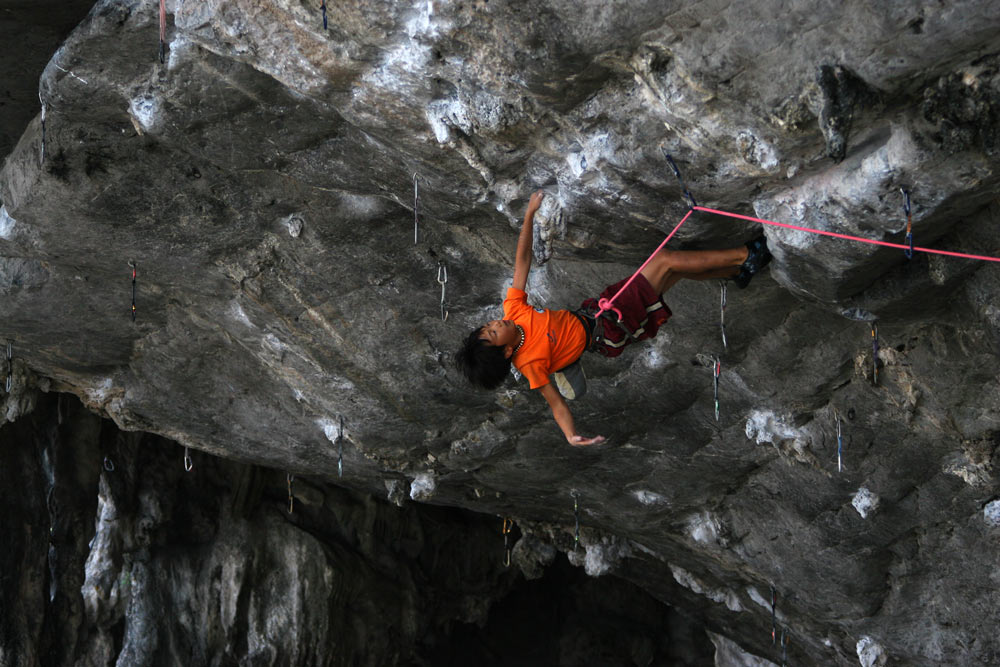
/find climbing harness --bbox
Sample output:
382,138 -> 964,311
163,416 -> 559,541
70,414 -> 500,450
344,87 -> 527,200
834,408 -> 843,473
287,473 -> 295,514
437,261 -> 449,322
572,491 -> 580,551
719,282 -> 728,350
661,148 -> 697,209
5,341 -> 11,393
336,415 -> 344,478
413,174 -> 420,245
502,517 -> 514,567
184,447 -> 193,472
103,456 -> 115,472
870,322 -> 879,387
901,188 -> 913,259
129,261 -> 137,322
713,357 -> 721,421
770,585 -> 777,645
321,0 -> 328,30
158,0 -> 166,63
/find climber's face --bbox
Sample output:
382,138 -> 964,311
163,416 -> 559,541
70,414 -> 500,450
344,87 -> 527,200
479,319 -> 517,349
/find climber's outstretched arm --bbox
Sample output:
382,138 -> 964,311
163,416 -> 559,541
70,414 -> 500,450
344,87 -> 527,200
512,190 -> 545,291
538,383 -> 606,446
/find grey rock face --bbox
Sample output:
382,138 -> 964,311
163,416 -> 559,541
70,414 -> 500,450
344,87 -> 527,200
3,0 -> 1000,664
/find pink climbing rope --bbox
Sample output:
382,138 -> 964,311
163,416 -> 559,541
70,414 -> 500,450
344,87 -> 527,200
594,204 -> 1000,319
693,206 -> 1000,264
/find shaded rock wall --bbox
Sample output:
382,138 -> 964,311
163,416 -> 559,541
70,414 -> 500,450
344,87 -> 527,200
0,393 -> 713,666
3,0 -> 1000,664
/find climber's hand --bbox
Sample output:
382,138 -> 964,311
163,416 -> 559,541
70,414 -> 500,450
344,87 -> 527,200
527,190 -> 544,214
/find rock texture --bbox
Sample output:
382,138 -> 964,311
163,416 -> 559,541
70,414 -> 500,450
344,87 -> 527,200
3,0 -> 1000,665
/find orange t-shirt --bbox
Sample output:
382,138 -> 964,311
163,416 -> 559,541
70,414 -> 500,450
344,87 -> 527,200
503,288 -> 587,389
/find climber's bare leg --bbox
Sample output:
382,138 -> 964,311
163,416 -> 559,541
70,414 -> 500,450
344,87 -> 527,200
641,248 -> 747,294
660,267 -> 742,292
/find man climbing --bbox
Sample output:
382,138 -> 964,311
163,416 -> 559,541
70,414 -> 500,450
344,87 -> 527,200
454,190 -> 771,446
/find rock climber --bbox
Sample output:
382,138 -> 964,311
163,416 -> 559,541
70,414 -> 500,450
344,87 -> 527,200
454,190 -> 771,446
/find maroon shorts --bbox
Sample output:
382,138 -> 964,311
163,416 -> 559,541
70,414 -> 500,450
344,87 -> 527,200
579,274 -> 672,358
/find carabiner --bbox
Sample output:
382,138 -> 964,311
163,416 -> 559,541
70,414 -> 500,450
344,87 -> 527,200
437,261 -> 449,322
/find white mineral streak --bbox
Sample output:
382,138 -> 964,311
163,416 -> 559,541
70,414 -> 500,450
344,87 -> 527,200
228,301 -> 254,327
317,418 -> 343,444
709,632 -> 778,667
671,565 -> 743,612
633,489 -> 667,505
687,511 -> 723,546
745,409 -> 802,446
580,537 -> 631,577
0,206 -> 15,239
984,500 -> 1000,527
129,94 -> 162,132
409,472 -> 436,500
852,487 -> 880,519
856,636 -> 888,667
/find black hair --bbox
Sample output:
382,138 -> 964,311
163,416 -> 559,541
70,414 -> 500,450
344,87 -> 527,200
454,327 -> 512,390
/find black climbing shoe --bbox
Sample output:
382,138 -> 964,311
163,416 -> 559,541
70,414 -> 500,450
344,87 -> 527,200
733,235 -> 772,289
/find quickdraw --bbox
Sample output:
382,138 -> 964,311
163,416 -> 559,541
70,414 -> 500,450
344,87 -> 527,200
770,585 -> 777,645
287,473 -> 295,514
184,447 -> 193,472
870,322 -> 879,386
502,517 -> 514,567
5,341 -> 11,393
39,95 -> 46,163
158,0 -> 166,64
437,261 -> 449,322
719,282 -> 728,350
780,627 -> 788,666
834,408 -> 843,473
336,415 -> 344,478
103,456 -> 115,472
413,173 -> 420,244
660,148 -> 698,209
713,357 -> 721,421
901,188 -> 913,259
130,261 -> 137,322
321,0 -> 328,30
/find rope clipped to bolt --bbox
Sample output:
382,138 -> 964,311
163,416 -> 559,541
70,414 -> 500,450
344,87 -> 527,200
902,188 -> 913,259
